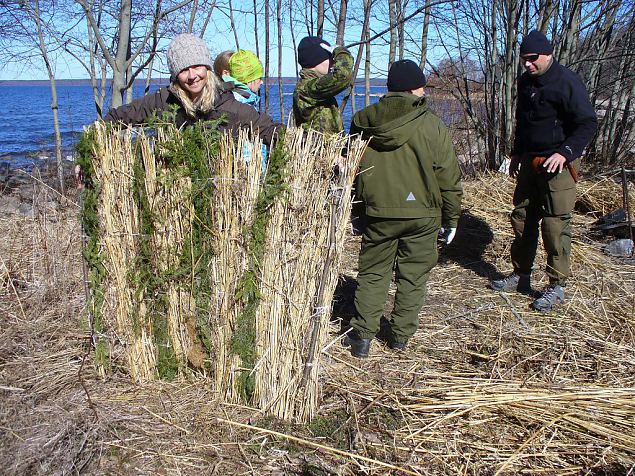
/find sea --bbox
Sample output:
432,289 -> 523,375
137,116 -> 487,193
0,80 -> 387,170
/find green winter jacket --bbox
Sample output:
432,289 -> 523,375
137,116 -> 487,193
292,46 -> 354,135
351,92 -> 463,227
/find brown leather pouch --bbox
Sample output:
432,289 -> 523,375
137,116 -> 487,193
531,155 -> 579,182
531,156 -> 547,172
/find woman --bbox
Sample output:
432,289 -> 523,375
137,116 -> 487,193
105,34 -> 279,146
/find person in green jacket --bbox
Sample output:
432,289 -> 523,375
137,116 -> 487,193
344,60 -> 463,358
292,36 -> 353,135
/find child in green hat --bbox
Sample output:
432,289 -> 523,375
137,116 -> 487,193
227,50 -> 264,109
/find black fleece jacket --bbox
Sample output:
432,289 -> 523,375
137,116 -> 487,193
512,60 -> 597,162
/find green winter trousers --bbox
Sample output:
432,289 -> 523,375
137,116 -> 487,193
510,160 -> 577,285
351,216 -> 441,342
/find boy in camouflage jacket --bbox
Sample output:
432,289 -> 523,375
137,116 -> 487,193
292,36 -> 354,135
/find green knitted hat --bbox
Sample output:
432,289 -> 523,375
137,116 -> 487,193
229,50 -> 264,84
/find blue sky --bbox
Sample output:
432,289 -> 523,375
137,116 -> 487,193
0,1 -> 430,81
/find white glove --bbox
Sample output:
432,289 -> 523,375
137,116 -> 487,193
320,43 -> 334,53
439,226 -> 457,245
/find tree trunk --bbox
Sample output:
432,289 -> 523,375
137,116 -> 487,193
33,0 -> 64,193
317,0 -> 324,36
277,0 -> 284,120
502,0 -> 521,161
339,0 -> 371,112
557,0 -> 581,65
537,0 -> 554,33
336,0 -> 348,44
364,31 -> 371,107
289,0 -> 299,78
86,13 -> 107,118
228,0 -> 241,50
484,0 -> 499,169
419,0 -> 431,69
388,0 -> 397,64
109,0 -> 132,109
254,0 -> 260,57
265,0 -> 271,113
397,0 -> 404,60
188,0 -> 199,32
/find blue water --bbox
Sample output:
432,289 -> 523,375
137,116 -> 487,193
0,81 -> 388,169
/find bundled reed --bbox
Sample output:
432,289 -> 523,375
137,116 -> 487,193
79,121 -> 365,421
251,128 -> 366,421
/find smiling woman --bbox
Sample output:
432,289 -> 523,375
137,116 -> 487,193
104,33 -> 281,147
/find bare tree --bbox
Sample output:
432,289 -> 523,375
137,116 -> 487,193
335,0 -> 348,44
277,0 -> 285,120
388,0 -> 397,63
264,0 -> 271,113
419,0 -> 432,69
75,0 -> 194,109
0,0 -> 66,192
317,0 -> 324,36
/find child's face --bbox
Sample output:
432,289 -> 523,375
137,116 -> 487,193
313,58 -> 331,76
246,78 -> 263,93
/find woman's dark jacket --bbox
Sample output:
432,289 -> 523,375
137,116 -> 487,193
104,86 -> 279,146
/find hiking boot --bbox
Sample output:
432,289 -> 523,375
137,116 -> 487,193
388,340 -> 407,351
532,284 -> 565,312
489,272 -> 531,293
342,330 -> 371,358
376,318 -> 407,352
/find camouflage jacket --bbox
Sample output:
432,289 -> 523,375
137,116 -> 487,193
292,46 -> 354,135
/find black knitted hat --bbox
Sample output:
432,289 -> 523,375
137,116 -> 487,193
297,36 -> 332,68
387,60 -> 427,92
520,30 -> 553,55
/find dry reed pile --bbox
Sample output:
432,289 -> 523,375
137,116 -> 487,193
79,121 -> 365,421
2,166 -> 633,475
317,172 -> 635,475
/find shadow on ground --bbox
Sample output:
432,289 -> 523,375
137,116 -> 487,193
438,210 -> 502,280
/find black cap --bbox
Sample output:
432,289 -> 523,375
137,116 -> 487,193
520,30 -> 553,55
387,60 -> 427,92
298,36 -> 332,68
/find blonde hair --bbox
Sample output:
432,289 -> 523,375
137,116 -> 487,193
171,69 -> 220,118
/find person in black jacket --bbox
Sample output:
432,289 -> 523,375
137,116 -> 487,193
490,30 -> 597,312
104,33 -> 279,146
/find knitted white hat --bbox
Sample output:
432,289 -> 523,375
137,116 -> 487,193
167,34 -> 212,80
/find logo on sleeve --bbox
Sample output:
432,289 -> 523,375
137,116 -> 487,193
406,192 -> 416,201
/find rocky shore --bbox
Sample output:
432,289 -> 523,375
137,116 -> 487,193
0,161 -> 78,217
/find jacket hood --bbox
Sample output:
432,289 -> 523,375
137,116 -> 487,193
352,93 -> 429,151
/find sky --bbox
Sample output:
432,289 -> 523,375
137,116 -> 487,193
0,1 -> 428,82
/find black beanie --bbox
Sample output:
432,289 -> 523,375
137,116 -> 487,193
298,36 -> 332,68
520,30 -> 553,55
387,60 -> 427,92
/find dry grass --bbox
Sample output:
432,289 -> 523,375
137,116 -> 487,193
1,170 -> 633,475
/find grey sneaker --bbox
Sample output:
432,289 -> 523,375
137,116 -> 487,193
490,273 -> 531,293
532,284 -> 565,312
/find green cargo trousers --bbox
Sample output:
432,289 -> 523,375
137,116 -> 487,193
351,215 -> 441,342
510,159 -> 577,285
